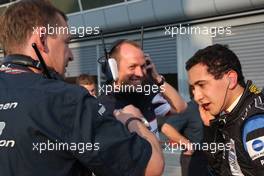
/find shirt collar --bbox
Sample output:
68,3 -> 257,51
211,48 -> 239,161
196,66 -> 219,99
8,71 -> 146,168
226,93 -> 243,113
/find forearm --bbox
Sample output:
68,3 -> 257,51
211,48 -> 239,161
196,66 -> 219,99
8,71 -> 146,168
128,120 -> 164,176
161,123 -> 189,145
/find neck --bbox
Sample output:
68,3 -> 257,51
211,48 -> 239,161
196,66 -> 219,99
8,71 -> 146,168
225,85 -> 244,112
28,67 -> 42,74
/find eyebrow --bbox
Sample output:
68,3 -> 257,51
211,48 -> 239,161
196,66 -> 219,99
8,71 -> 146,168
193,80 -> 207,86
128,62 -> 145,67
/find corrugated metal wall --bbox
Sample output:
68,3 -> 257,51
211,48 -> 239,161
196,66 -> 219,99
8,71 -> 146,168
213,22 -> 264,88
143,36 -> 177,74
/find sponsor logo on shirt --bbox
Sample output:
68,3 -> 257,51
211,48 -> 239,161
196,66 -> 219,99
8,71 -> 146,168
98,103 -> 106,116
246,136 -> 264,160
254,96 -> 264,110
0,122 -> 5,135
261,159 -> 264,166
0,122 -> 16,148
252,140 -> 264,152
228,139 -> 244,176
249,84 -> 261,94
0,102 -> 18,111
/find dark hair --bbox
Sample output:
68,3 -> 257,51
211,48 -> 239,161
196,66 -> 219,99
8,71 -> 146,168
76,74 -> 95,85
185,44 -> 246,87
0,0 -> 67,54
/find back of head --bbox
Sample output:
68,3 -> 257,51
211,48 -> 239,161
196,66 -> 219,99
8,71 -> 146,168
0,0 -> 67,55
185,44 -> 246,87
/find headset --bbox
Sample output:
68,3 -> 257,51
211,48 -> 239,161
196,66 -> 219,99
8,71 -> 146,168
2,43 -> 52,79
99,33 -> 124,83
3,54 -> 43,70
210,77 -> 231,127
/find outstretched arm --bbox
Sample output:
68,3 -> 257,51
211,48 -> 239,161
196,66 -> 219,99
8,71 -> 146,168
115,105 -> 165,176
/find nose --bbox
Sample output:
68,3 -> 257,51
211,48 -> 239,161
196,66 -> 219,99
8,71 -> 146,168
193,88 -> 204,103
134,67 -> 144,77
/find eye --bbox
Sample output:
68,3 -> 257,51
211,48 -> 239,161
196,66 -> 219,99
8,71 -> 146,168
129,65 -> 135,70
198,83 -> 205,88
190,85 -> 195,91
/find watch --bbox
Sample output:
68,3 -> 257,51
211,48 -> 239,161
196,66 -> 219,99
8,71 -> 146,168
156,75 -> 165,86
125,117 -> 150,130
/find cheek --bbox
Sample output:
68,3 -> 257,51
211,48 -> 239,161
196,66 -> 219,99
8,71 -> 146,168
207,89 -> 222,106
120,67 -> 131,77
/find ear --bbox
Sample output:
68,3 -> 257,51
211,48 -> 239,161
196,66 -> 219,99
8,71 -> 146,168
33,27 -> 48,53
227,70 -> 238,90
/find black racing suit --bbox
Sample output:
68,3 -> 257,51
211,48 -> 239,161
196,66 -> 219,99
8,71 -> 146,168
208,81 -> 264,176
0,55 -> 152,176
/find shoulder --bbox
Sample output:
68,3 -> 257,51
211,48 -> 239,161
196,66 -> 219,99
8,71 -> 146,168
39,79 -> 90,103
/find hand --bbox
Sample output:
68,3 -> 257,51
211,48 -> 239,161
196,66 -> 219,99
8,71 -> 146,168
183,148 -> 194,156
145,54 -> 160,81
182,140 -> 194,156
113,105 -> 143,125
199,105 -> 215,126
122,105 -> 143,117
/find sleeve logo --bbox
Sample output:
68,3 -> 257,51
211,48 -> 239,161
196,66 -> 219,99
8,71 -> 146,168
252,140 -> 264,152
246,136 -> 264,160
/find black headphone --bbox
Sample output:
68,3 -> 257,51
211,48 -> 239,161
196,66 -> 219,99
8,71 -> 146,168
2,54 -> 43,70
2,54 -> 64,80
99,39 -> 128,84
1,43 -> 65,80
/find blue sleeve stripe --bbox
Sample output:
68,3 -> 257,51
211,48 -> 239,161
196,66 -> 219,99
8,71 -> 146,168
242,115 -> 264,151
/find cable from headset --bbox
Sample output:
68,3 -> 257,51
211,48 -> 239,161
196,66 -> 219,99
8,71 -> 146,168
218,78 -> 230,114
211,78 -> 231,126
32,43 -> 51,79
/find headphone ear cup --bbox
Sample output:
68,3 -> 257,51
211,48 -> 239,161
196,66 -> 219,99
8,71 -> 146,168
101,39 -> 125,83
108,58 -> 118,81
102,57 -> 118,83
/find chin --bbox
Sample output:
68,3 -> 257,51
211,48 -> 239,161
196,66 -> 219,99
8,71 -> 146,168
210,110 -> 219,116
